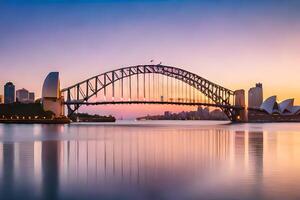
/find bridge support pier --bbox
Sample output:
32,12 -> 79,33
233,89 -> 246,122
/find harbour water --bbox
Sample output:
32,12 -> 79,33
0,120 -> 300,200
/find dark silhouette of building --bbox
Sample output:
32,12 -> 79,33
16,88 -> 29,103
4,82 -> 15,104
29,92 -> 35,103
138,106 -> 228,120
16,88 -> 35,103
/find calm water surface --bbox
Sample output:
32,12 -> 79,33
0,120 -> 300,200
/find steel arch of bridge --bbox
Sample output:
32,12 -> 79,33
61,65 -> 241,121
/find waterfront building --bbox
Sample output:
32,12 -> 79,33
164,111 -> 171,118
4,82 -> 15,104
203,107 -> 210,119
196,106 -> 210,119
16,89 -> 35,103
42,72 -> 64,117
29,92 -> 35,103
197,106 -> 203,113
16,88 -> 29,103
248,83 -> 263,108
0,95 -> 3,104
248,95 -> 300,122
260,96 -> 300,115
137,106 -> 228,120
210,109 -> 227,119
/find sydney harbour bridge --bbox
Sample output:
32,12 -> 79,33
55,65 -> 245,122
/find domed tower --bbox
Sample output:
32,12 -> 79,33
42,72 -> 64,117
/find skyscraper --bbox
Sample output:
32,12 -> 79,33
248,83 -> 263,108
4,82 -> 15,104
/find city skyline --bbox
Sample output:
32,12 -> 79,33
1,0 -> 300,117
1,2 -> 300,199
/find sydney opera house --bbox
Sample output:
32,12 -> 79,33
260,96 -> 300,115
248,91 -> 300,122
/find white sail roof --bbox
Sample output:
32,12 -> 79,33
278,98 -> 294,113
260,96 -> 300,115
42,72 -> 60,99
260,96 -> 277,114
290,106 -> 300,115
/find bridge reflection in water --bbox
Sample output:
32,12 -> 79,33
0,124 -> 300,199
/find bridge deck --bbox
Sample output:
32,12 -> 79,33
64,100 -> 244,110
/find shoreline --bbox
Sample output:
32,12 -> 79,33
0,119 -> 71,124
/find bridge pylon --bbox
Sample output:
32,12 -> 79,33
233,89 -> 246,122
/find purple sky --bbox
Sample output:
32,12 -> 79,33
1,0 -> 300,118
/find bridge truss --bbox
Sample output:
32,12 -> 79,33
61,65 -> 242,121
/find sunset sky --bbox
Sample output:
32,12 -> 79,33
1,0 -> 300,118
